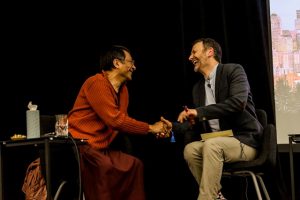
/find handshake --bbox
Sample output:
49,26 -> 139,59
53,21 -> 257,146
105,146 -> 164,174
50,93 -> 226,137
149,116 -> 173,139
148,106 -> 197,139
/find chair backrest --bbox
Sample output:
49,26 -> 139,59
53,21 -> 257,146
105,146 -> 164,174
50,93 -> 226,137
254,109 -> 277,169
260,124 -> 277,168
40,115 -> 56,135
255,109 -> 267,128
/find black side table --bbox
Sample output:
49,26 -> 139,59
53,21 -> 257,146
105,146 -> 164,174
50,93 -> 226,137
0,136 -> 86,200
289,134 -> 300,200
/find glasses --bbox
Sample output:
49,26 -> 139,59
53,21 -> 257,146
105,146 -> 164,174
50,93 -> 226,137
118,58 -> 135,66
125,59 -> 135,65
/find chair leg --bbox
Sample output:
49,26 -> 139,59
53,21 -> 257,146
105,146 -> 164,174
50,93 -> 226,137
233,170 -> 263,200
54,180 -> 67,200
256,174 -> 270,200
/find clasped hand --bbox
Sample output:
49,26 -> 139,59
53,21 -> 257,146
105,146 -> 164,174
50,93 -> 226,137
151,107 -> 197,139
150,117 -> 172,139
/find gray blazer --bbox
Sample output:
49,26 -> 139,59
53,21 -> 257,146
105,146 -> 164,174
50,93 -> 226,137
174,63 -> 263,148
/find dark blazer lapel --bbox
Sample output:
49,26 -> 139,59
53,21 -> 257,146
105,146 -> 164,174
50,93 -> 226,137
198,78 -> 206,106
215,64 -> 223,103
193,77 -> 206,107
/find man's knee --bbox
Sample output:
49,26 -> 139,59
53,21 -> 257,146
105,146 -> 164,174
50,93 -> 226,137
132,156 -> 144,170
202,138 -> 222,156
183,143 -> 196,162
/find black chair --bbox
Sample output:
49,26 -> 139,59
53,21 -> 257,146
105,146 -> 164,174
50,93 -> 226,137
222,109 -> 276,200
40,115 -> 56,135
255,109 -> 268,128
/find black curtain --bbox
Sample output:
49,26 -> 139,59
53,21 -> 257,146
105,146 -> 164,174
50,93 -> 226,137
2,0 -> 284,199
1,0 -> 275,137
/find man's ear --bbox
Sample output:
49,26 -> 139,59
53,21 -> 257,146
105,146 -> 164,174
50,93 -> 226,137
113,58 -> 121,69
207,47 -> 214,57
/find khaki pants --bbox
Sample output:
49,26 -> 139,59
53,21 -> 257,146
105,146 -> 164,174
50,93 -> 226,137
183,137 -> 257,200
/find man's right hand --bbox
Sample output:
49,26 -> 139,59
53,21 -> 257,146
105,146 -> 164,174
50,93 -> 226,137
149,121 -> 165,134
154,116 -> 173,138
177,107 -> 197,124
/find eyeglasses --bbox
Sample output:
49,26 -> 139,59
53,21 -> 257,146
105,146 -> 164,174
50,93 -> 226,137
125,59 -> 135,65
117,58 -> 135,66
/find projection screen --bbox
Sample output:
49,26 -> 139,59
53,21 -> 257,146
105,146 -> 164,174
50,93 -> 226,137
270,0 -> 300,144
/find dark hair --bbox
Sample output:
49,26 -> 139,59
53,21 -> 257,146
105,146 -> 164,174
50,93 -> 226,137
192,38 -> 222,63
100,45 -> 131,71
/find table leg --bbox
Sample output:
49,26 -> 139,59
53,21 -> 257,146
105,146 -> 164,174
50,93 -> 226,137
0,144 -> 3,200
289,136 -> 295,200
45,138 -> 52,200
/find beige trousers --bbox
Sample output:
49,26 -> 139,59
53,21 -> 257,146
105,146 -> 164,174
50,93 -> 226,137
183,137 -> 257,200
